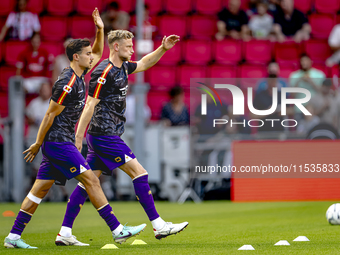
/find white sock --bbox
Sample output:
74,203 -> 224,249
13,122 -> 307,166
59,226 -> 72,238
151,217 -> 166,231
8,233 -> 20,240
112,224 -> 124,236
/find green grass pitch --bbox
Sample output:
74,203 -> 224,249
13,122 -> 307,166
1,201 -> 340,254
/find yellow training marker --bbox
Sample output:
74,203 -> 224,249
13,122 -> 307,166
131,239 -> 147,245
101,244 -> 119,249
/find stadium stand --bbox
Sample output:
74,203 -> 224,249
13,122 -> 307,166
243,40 -> 272,64
46,0 -> 74,15
75,0 -> 103,16
40,17 -> 68,41
158,15 -> 187,37
183,39 -> 212,65
314,0 -> 340,14
212,39 -> 242,64
4,41 -> 29,66
70,16 -> 96,38
309,13 -> 336,39
177,64 -> 207,87
165,0 -> 192,15
26,0 -> 44,14
195,0 -> 222,15
189,15 -> 216,39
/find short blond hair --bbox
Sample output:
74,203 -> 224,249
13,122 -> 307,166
108,30 -> 134,45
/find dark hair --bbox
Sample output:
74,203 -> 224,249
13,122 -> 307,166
300,53 -> 311,60
66,38 -> 91,61
169,86 -> 183,98
108,1 -> 119,10
15,0 -> 27,12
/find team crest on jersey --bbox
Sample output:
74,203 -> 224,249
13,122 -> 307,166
97,77 -> 107,85
63,84 -> 73,93
120,85 -> 128,96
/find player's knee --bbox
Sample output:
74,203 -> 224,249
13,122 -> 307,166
80,172 -> 100,189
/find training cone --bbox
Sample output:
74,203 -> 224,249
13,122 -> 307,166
101,244 -> 119,249
274,240 -> 290,246
131,239 -> 147,245
293,236 -> 309,242
2,211 -> 15,217
238,245 -> 255,250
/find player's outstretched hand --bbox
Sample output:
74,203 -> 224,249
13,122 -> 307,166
92,7 -> 104,29
23,143 -> 41,162
75,138 -> 83,153
162,35 -> 180,51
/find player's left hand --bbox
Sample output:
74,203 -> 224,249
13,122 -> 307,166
23,143 -> 41,162
162,35 -> 180,51
92,7 -> 104,29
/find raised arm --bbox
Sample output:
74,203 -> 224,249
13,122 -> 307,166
132,35 -> 180,74
75,96 -> 100,152
89,8 -> 104,71
23,100 -> 65,162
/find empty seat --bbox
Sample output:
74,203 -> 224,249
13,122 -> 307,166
145,65 -> 177,88
4,41 -> 29,66
294,0 -> 312,13
177,65 -> 207,87
195,0 -> 222,15
208,64 -> 237,87
309,14 -> 336,39
76,0 -> 103,15
244,40 -> 272,64
0,66 -> 16,91
70,16 -> 96,38
305,39 -> 332,62
278,63 -> 298,78
147,90 -> 170,120
165,0 -> 192,15
27,0 -> 44,14
158,15 -> 187,37
0,0 -> 14,17
145,0 -> 163,15
154,39 -> 182,65
315,0 -> 340,14
189,15 -> 216,39
0,92 -> 8,117
41,17 -> 68,41
239,64 -> 267,89
213,39 -> 242,64
274,42 -> 301,65
183,39 -> 212,65
47,0 -> 73,15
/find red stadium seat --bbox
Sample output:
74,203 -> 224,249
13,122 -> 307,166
244,40 -> 272,64
41,42 -> 64,59
0,92 -> 8,117
147,90 -> 170,120
70,16 -> 96,39
47,0 -> 73,15
309,14 -> 336,39
208,64 -> 237,87
154,40 -> 182,65
145,65 -> 177,89
305,39 -> 332,62
41,17 -> 68,41
213,39 -> 242,64
158,15 -> 187,37
0,0 -> 15,17
26,0 -> 44,14
0,66 -> 16,91
75,0 -> 102,15
4,41 -> 29,66
177,65 -> 207,87
274,42 -> 301,65
239,64 -> 267,89
315,0 -> 340,14
183,39 -> 212,65
279,63 -> 298,78
165,0 -> 192,15
195,0 -> 222,15
294,0 -> 312,13
189,15 -> 216,39
145,0 -> 163,15
103,0 -> 135,13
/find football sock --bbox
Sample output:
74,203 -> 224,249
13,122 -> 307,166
133,174 -> 160,222
9,210 -> 32,238
151,217 -> 166,231
97,204 -> 121,232
61,184 -> 88,234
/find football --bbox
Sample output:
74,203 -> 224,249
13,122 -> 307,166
326,203 -> 340,225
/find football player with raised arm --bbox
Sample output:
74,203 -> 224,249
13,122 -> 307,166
57,30 -> 188,244
4,10 -> 146,249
